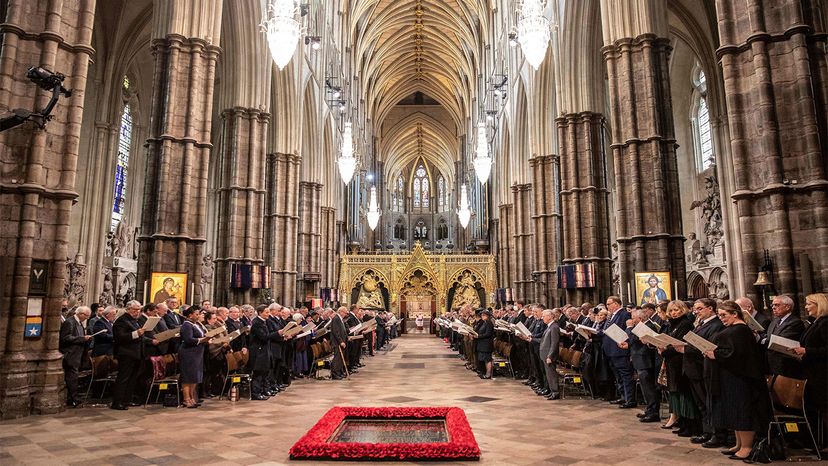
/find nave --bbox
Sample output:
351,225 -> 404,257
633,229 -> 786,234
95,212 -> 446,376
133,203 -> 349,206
1,334 -> 725,465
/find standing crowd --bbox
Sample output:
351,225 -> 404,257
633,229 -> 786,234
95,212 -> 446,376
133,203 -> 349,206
59,298 -> 399,410
438,293 -> 827,462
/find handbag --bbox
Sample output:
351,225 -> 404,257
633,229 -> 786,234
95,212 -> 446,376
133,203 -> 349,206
657,361 -> 667,387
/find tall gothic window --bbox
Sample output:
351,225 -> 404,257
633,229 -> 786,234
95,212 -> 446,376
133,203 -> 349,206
437,175 -> 446,211
692,66 -> 714,172
111,77 -> 132,231
412,164 -> 430,210
396,176 -> 404,211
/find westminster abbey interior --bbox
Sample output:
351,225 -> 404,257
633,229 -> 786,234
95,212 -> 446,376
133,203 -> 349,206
0,1 -> 827,462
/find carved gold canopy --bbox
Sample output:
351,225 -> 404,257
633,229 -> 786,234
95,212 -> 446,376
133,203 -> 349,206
339,242 -> 495,313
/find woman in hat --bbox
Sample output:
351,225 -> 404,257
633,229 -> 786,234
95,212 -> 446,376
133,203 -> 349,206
474,308 -> 495,379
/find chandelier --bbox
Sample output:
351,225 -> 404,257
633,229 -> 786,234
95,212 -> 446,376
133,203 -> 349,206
473,121 -> 492,184
366,186 -> 381,231
262,0 -> 302,70
517,0 -> 550,70
338,123 -> 357,184
457,184 -> 472,229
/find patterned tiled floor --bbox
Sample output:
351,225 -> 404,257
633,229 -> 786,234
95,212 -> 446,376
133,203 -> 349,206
0,334 -> 757,465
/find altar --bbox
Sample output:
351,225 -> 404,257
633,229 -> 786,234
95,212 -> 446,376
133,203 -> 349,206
338,243 -> 496,321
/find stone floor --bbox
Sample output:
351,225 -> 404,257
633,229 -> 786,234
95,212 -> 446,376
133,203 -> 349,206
0,335 -> 776,465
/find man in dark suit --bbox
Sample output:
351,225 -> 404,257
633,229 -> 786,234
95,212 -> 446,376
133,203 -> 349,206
601,296 -> 635,408
247,305 -> 272,399
225,306 -> 246,352
59,306 -> 92,407
622,306 -> 660,422
266,304 -> 287,394
331,306 -> 349,379
161,297 -> 182,353
345,305 -> 362,370
362,310 -> 376,356
764,295 -> 805,378
111,301 -> 145,410
91,307 -> 116,357
736,296 -> 771,336
539,309 -> 561,400
528,306 -> 549,395
681,298 -> 726,446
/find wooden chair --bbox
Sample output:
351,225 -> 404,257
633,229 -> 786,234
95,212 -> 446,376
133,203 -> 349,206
83,354 -> 118,402
220,351 -> 252,400
768,375 -> 822,460
144,354 -> 180,407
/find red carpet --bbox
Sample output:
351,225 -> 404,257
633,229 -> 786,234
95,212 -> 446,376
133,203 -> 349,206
289,406 -> 481,461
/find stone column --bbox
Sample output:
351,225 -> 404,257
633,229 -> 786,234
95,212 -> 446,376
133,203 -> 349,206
0,0 -> 96,418
265,152 -> 300,306
530,155 -> 562,306
297,181 -> 322,300
512,184 -> 535,301
497,204 -> 514,293
213,108 -> 269,305
601,1 -> 686,301
557,112 -> 613,304
320,206 -> 338,290
136,30 -> 221,305
716,0 -> 828,297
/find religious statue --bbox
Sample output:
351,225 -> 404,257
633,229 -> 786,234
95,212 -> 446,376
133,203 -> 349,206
686,232 -> 706,266
64,254 -> 87,305
611,243 -> 620,295
691,175 -> 724,253
109,218 -> 133,258
200,254 -> 214,298
451,271 -> 481,310
99,267 -> 115,306
356,272 -> 385,309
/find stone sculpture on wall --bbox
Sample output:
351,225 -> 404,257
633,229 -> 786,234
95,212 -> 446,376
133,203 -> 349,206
611,242 -> 620,295
107,218 -> 134,259
691,174 -> 724,254
686,232 -> 707,267
99,267 -> 115,306
200,254 -> 214,300
450,271 -> 481,310
64,254 -> 87,305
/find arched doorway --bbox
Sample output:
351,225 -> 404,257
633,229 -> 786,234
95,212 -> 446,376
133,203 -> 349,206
399,269 -> 437,334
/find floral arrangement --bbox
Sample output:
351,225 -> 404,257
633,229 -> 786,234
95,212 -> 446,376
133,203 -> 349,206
289,406 -> 481,461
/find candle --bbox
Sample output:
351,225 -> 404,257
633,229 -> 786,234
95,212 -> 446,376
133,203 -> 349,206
190,282 -> 195,305
674,280 -> 679,299
143,280 -> 148,304
626,282 -> 632,304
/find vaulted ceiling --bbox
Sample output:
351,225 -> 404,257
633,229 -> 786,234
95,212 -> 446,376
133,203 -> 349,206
349,0 -> 489,184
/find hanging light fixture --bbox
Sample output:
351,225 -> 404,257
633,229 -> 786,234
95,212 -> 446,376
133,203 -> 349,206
457,184 -> 472,229
517,0 -> 550,70
473,122 -> 492,184
366,186 -> 381,231
261,0 -> 302,70
338,122 -> 357,184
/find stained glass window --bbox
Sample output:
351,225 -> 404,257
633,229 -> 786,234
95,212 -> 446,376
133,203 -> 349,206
413,164 -> 430,210
111,99 -> 132,231
438,176 -> 445,211
693,67 -> 714,171
397,176 -> 404,211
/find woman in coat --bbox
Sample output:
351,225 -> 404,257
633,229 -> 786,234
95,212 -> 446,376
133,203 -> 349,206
659,300 -> 699,435
704,300 -> 771,459
474,309 -> 495,379
794,293 -> 828,449
179,307 -> 211,408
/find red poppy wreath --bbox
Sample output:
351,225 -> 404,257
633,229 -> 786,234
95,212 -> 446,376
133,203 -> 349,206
289,406 -> 481,461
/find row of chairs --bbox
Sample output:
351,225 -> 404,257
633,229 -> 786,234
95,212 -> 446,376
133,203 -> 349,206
556,347 -> 591,398
493,339 -> 514,377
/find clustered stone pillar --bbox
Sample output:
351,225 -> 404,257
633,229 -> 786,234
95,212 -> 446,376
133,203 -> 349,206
297,181 -> 322,299
214,108 -> 269,305
137,33 -> 221,305
320,206 -> 338,290
511,184 -> 535,301
266,152 -> 300,306
0,0 -> 95,419
602,32 -> 686,301
716,0 -> 828,297
497,204 -> 514,294
557,112 -> 613,304
530,155 -> 561,306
